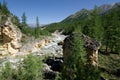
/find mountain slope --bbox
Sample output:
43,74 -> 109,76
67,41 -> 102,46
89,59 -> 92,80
62,2 -> 120,23
44,2 -> 120,34
61,9 -> 91,23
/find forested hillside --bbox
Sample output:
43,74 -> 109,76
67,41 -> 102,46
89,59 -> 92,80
45,2 -> 120,54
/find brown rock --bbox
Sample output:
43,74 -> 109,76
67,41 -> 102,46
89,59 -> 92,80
63,33 -> 101,66
0,18 -> 22,55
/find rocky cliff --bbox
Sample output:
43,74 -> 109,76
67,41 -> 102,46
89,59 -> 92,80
0,18 -> 22,57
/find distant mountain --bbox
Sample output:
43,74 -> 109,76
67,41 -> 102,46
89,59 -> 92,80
28,23 -> 36,27
98,4 -> 112,14
61,9 -> 91,23
61,2 -> 120,23
44,2 -> 120,33
98,2 -> 120,14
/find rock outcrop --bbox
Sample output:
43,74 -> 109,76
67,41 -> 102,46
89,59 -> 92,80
0,18 -> 22,56
43,57 -> 63,80
82,34 -> 101,66
63,33 -> 101,66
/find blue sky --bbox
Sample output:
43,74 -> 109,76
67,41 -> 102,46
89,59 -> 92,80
0,0 -> 120,24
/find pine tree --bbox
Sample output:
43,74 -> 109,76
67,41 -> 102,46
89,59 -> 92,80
109,8 -> 120,53
102,7 -> 120,53
21,12 -> 27,26
0,2 -> 2,10
35,16 -> 41,38
23,54 -> 43,80
82,6 -> 104,42
20,12 -> 28,33
93,6 -> 103,41
61,33 -> 86,80
36,16 -> 40,28
89,6 -> 104,41
59,32 -> 101,80
0,0 -> 10,16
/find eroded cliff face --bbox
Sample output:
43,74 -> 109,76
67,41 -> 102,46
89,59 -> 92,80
0,18 -> 22,57
63,33 -> 101,66
82,34 -> 101,66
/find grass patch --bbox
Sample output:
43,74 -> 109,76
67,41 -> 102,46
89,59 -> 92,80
99,53 -> 120,80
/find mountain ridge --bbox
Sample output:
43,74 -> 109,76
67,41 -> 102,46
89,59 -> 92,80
61,2 -> 120,23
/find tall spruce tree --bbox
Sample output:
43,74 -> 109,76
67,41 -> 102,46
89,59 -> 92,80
83,6 -> 104,42
102,7 -> 120,53
60,33 -> 86,80
36,16 -> 40,28
21,12 -> 27,26
93,6 -> 103,41
35,16 -> 41,38
89,6 -> 104,41
58,32 -> 100,80
20,12 -> 28,33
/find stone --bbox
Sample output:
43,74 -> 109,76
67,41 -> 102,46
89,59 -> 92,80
45,57 -> 63,72
43,57 -> 63,79
63,33 -> 101,66
57,41 -> 64,46
50,60 -> 63,72
0,18 -> 22,55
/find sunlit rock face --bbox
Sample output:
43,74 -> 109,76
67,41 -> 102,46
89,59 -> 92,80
63,33 -> 101,66
82,34 -> 101,66
0,18 -> 22,55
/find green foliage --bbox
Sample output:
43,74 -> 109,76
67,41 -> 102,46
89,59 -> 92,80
99,53 -> 120,79
44,21 -> 81,35
45,23 -> 64,33
0,62 -> 14,80
21,12 -> 27,26
20,12 -> 28,31
0,0 -> 10,16
83,66 -> 100,80
19,14 -> 50,38
60,33 -> 85,80
58,33 -> 100,80
45,5 -> 120,54
35,16 -> 41,38
16,65 -> 26,80
11,15 -> 21,27
0,0 -> 10,25
0,15 -> 7,24
82,6 -> 104,42
21,54 -> 43,80
63,23 -> 75,35
0,54 -> 43,80
102,6 -> 120,53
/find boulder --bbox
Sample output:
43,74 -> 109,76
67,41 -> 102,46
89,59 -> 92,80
50,60 -> 63,72
0,18 -> 22,55
45,57 -> 63,72
57,41 -> 64,46
43,57 -> 63,80
63,33 -> 101,66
